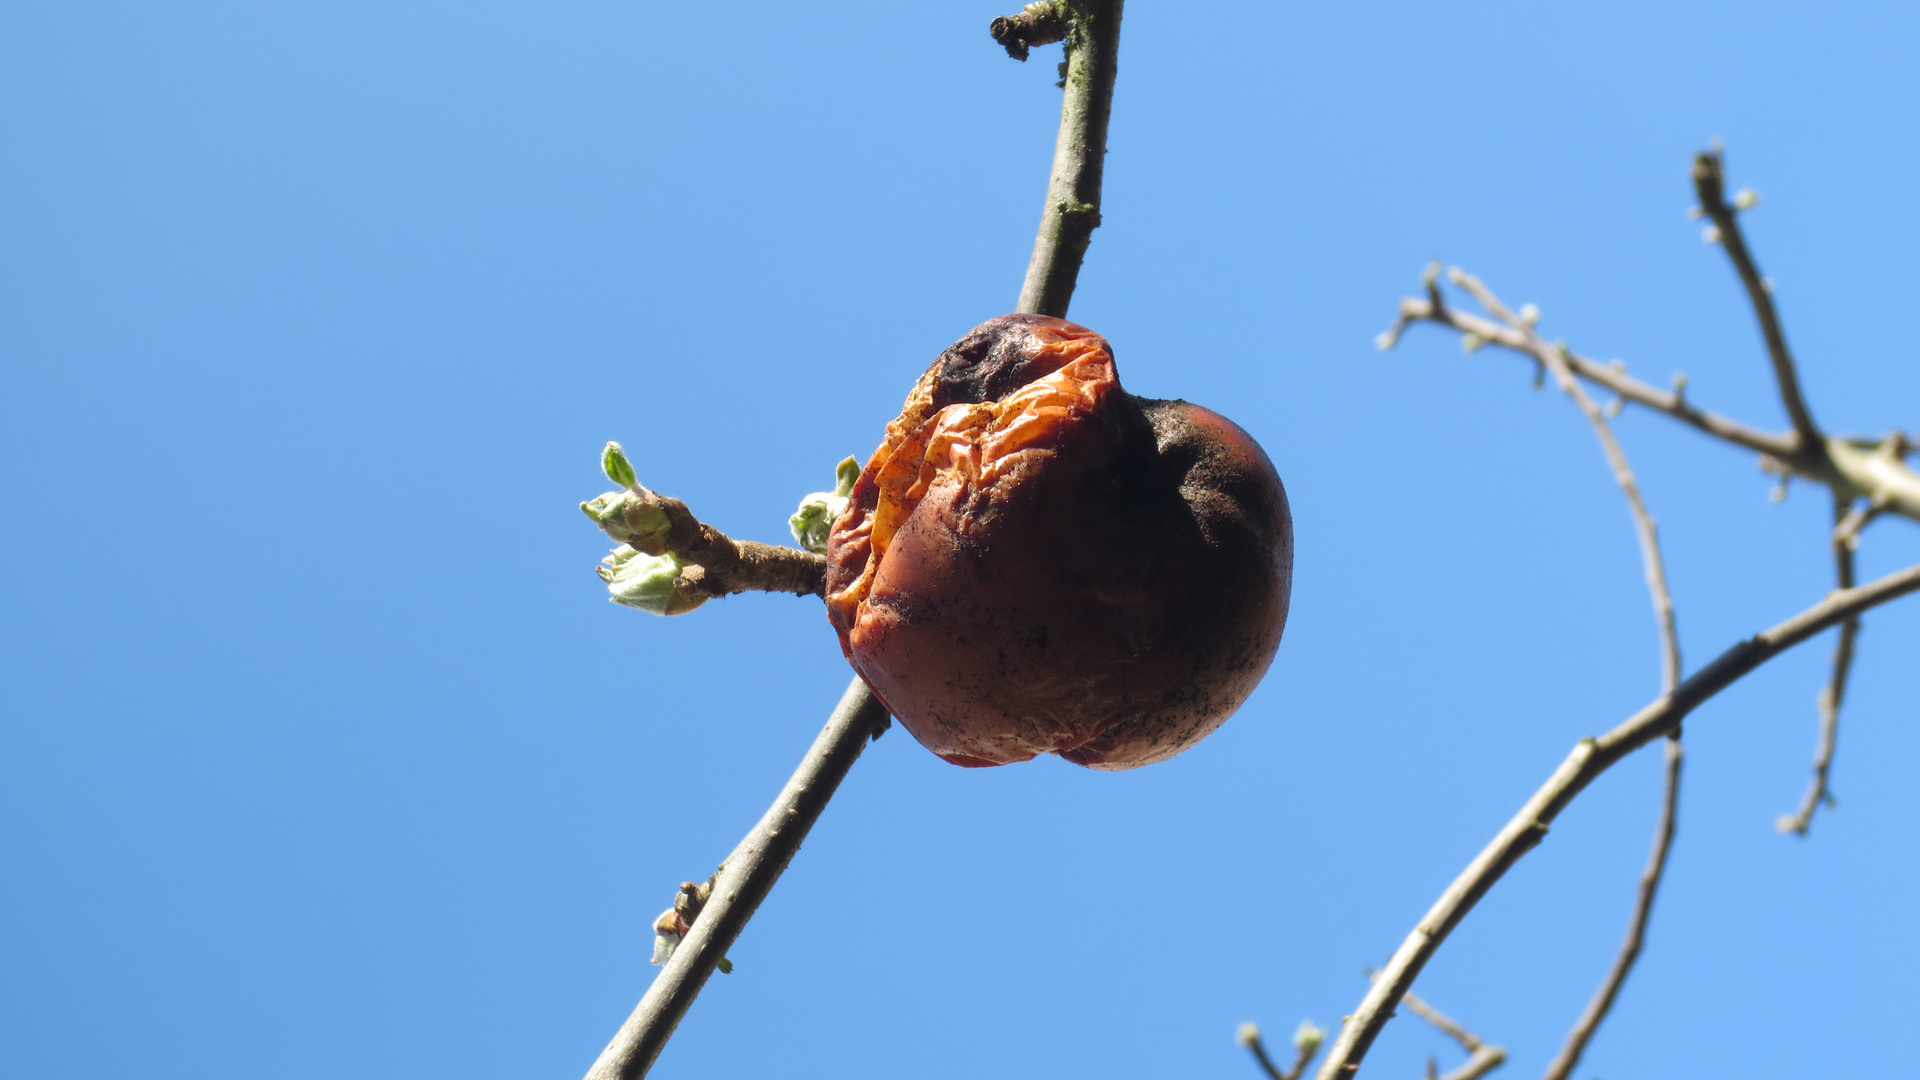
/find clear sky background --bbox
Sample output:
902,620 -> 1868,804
4,2 -> 1918,1078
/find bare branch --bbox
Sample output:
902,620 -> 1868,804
1691,148 -> 1824,457
1446,270 -> 1682,693
1404,993 -> 1506,1080
1833,493 -> 1889,550
1436,271 -> 1688,1080
1240,1030 -> 1291,1080
1383,289 -> 1920,523
646,490 -> 827,600
1008,0 -> 1125,317
581,10 -> 1130,1072
1385,293 -> 1796,461
1312,560 -> 1920,1080
1825,435 -> 1920,521
1238,1023 -> 1322,1080
584,483 -> 828,601
1362,976 -> 1508,1080
582,678 -> 890,1080
1777,492 -> 1863,836
1539,735 -> 1681,1080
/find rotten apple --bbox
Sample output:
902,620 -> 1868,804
824,314 -> 1292,770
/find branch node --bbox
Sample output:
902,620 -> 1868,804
989,1 -> 1069,61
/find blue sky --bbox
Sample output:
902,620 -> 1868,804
4,2 -> 1917,1078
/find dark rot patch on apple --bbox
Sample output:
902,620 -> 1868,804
825,314 -> 1292,771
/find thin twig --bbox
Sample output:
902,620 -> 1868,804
1446,270 -> 1682,693
1539,736 -> 1681,1080
583,482 -> 828,600
1381,294 -> 1795,462
1438,271 -> 1689,1080
582,679 -> 889,1080
1399,989 -> 1507,1080
1312,560 -> 1920,1079
1691,148 -> 1824,459
1777,492 -> 1862,836
1833,495 -> 1887,550
580,10 -> 1127,1073
1358,971 -> 1508,1080
1239,1025 -> 1320,1080
1380,290 -> 1920,523
1241,1033 -> 1289,1080
1009,0 -> 1124,317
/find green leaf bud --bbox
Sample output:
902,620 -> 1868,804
1293,1020 -> 1326,1054
788,456 -> 860,555
834,455 -> 860,498
600,546 -> 706,616
602,441 -> 638,489
581,490 -> 673,552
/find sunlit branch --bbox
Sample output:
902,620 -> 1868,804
1359,972 -> 1507,1080
1539,736 -> 1681,1080
1777,492 -> 1863,836
1429,269 -> 1690,1080
1691,147 -> 1824,457
1312,560 -> 1920,1080
578,7 -> 1127,1075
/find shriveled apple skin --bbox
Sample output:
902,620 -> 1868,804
825,314 -> 1292,770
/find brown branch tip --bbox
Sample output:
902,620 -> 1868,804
991,1 -> 1069,61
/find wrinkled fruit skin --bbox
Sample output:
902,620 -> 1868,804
825,315 -> 1292,771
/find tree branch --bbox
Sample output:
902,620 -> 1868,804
1312,560 -> 1920,1079
1006,0 -> 1124,317
581,679 -> 890,1080
583,476 -> 827,602
648,489 -> 827,599
1691,148 -> 1824,458
1776,492 -> 1862,836
1380,281 -> 1920,523
1436,270 -> 1689,1080
1239,1024 -> 1321,1080
1380,291 -> 1796,462
1539,736 -> 1681,1080
1395,988 -> 1506,1080
1445,270 -> 1682,694
579,8 -> 1128,1073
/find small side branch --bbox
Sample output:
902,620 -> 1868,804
1692,148 -> 1824,458
581,678 -> 890,1080
1446,270 -> 1682,692
1396,988 -> 1506,1080
1539,735 -> 1682,1080
1436,271 -> 1687,1080
1238,1022 -> 1323,1080
1380,291 -> 1796,462
586,483 -> 827,600
1777,492 -> 1863,835
645,492 -> 826,600
1380,280 -> 1920,524
998,0 -> 1125,317
1312,560 -> 1920,1080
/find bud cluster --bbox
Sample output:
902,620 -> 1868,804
788,456 -> 860,555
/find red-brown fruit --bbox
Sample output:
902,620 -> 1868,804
824,314 -> 1292,770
